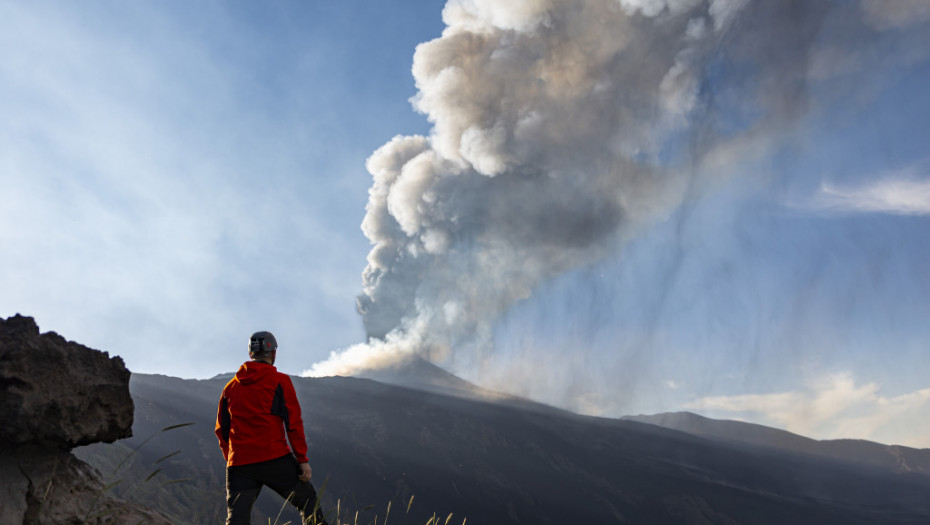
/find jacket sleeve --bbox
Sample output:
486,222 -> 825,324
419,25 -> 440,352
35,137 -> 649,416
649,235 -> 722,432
281,375 -> 309,463
215,394 -> 231,462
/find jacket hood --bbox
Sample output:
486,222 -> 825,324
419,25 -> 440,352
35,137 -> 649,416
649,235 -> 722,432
234,361 -> 276,385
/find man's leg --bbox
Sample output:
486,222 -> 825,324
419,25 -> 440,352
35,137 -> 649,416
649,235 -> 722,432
287,481 -> 329,525
226,464 -> 263,525
261,455 -> 329,525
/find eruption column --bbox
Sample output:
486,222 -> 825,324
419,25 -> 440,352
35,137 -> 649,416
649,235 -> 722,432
305,0 -> 878,378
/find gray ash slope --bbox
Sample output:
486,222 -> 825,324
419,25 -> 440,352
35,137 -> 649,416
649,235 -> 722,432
80,367 -> 930,525
624,412 -> 930,476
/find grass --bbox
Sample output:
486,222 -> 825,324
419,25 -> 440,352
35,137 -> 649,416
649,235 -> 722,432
82,421 -> 201,523
265,493 -> 467,525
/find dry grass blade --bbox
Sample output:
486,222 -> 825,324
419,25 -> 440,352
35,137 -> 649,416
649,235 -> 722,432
143,469 -> 162,482
160,477 -> 191,486
153,450 -> 182,465
161,422 -> 196,432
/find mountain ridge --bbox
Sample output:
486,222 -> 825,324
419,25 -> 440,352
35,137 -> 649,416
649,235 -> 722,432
623,411 -> 930,474
76,370 -> 930,524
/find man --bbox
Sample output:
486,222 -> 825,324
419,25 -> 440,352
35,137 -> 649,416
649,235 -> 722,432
215,331 -> 328,525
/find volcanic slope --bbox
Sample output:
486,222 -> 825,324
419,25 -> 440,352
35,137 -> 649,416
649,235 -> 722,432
624,412 -> 930,476
78,371 -> 930,525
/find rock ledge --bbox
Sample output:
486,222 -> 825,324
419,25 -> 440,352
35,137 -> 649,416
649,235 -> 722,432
0,315 -> 170,524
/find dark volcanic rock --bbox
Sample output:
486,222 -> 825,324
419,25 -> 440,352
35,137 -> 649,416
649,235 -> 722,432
0,446 -> 170,525
0,314 -> 133,448
0,315 -> 169,524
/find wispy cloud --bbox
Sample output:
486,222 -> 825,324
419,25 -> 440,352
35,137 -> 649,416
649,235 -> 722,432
685,372 -> 930,447
807,167 -> 930,216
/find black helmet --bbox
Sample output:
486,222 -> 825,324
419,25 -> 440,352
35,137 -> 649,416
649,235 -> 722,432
249,331 -> 277,358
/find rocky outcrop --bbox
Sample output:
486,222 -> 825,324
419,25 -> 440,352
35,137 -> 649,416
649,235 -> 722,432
0,314 -> 170,524
0,314 -> 133,447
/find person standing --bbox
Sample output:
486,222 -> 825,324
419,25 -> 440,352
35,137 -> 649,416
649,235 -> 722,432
215,331 -> 328,525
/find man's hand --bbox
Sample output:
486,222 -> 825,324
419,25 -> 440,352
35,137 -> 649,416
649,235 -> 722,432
298,462 -> 312,482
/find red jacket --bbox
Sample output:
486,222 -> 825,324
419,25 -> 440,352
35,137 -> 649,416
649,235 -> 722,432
215,361 -> 309,466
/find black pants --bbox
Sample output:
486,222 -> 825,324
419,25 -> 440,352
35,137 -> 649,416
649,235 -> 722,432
226,454 -> 328,525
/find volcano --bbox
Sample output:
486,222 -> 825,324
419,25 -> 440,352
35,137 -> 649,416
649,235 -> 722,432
76,362 -> 930,524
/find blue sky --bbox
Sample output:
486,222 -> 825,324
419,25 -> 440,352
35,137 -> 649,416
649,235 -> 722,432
1,0 -> 443,377
3,1 -> 930,447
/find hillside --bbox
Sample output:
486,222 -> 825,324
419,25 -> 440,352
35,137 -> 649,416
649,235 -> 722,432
78,372 -> 930,524
624,412 -> 930,475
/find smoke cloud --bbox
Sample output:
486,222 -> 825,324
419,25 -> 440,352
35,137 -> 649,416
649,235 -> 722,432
305,0 -> 923,380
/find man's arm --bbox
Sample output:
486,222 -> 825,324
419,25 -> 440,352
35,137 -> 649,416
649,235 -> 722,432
215,395 -> 231,462
280,375 -> 309,464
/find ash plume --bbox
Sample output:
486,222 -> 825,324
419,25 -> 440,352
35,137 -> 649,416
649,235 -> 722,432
305,0 -> 917,378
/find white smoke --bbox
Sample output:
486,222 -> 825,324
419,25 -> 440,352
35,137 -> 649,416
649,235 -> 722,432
304,0 -> 902,379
